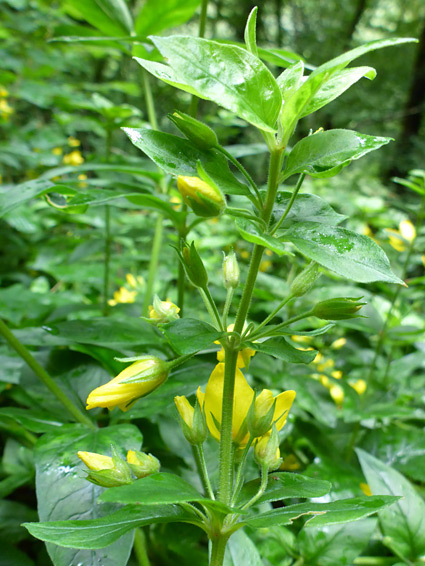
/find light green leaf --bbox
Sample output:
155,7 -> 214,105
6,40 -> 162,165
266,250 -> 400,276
123,128 -> 250,197
224,530 -> 264,566
24,504 -> 192,550
236,218 -> 291,256
281,222 -> 403,284
272,191 -> 346,228
276,60 -> 304,100
244,7 -> 258,57
357,449 -> 425,561
161,318 -> 223,355
245,496 -> 399,529
283,130 -> 392,180
149,36 -> 282,132
135,0 -> 201,37
65,0 -> 133,37
238,473 -> 331,506
244,338 -> 317,363
0,179 -> 69,218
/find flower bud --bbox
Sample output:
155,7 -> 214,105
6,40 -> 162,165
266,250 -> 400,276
179,241 -> 208,288
174,396 -> 208,445
169,111 -> 218,150
330,384 -> 344,406
290,262 -> 320,297
127,449 -> 160,479
223,251 -> 240,289
86,356 -> 169,412
177,175 -> 226,218
254,425 -> 282,471
78,446 -> 132,487
350,379 -> 367,395
148,295 -> 180,324
312,297 -> 366,320
247,390 -> 276,438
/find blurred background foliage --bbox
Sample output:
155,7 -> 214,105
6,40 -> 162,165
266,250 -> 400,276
0,1 -> 425,565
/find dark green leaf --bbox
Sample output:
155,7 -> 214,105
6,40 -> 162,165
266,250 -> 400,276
282,222 -> 403,284
357,449 -> 425,560
0,179 -> 64,217
273,191 -> 346,228
244,338 -> 316,363
236,218 -> 291,256
283,130 -> 392,180
161,318 -> 223,355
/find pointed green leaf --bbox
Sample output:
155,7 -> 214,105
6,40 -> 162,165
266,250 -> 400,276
66,0 -> 133,37
236,218 -> 291,256
244,338 -> 317,363
244,7 -> 258,57
224,530 -> 264,566
277,60 -> 304,100
135,0 -> 201,37
161,318 -> 223,355
273,191 -> 347,228
149,36 -> 282,132
282,222 -> 403,284
283,130 -> 392,180
357,449 -> 425,560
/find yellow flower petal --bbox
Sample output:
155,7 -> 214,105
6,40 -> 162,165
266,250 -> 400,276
273,390 -> 296,430
399,220 -> 416,242
77,451 -> 114,471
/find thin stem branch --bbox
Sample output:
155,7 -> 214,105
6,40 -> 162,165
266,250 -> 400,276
254,294 -> 294,334
200,287 -> 224,330
0,319 -> 96,429
133,528 -> 150,566
251,310 -> 314,341
222,287 -> 234,329
142,215 -> 164,317
231,436 -> 253,506
142,70 -> 159,131
216,145 -> 262,206
193,444 -> 215,500
271,173 -> 306,235
103,204 -> 111,316
241,464 -> 269,510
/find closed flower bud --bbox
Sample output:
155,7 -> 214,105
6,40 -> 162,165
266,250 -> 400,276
312,297 -> 366,320
148,295 -> 180,324
290,262 -> 320,297
177,175 -> 226,218
169,111 -> 218,150
179,241 -> 208,288
86,356 -> 169,412
127,449 -> 160,479
254,426 -> 282,471
78,446 -> 132,487
223,251 -> 240,289
174,396 -> 208,445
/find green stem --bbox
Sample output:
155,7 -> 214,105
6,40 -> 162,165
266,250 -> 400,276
189,0 -> 209,117
292,559 -> 304,566
353,558 -> 399,565
222,287 -> 234,329
168,353 -> 196,370
200,287 -> 224,330
241,464 -> 269,510
142,70 -> 159,131
177,250 -> 186,315
254,294 -> 294,334
103,204 -> 111,316
142,215 -> 164,317
210,534 -> 230,566
271,173 -> 306,235
0,319 -> 95,429
251,310 -> 314,341
231,436 -> 253,505
193,444 -> 215,500
133,528 -> 150,566
216,146 -> 262,206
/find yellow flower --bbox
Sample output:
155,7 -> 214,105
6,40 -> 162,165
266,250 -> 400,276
52,147 -> 63,156
148,295 -> 180,324
175,396 -> 194,429
388,220 -> 416,252
197,363 -> 295,447
240,250 -> 250,260
86,357 -> 168,411
350,379 -> 367,395
399,220 -> 416,242
78,173 -> 88,188
330,384 -> 344,406
174,395 -> 207,445
170,195 -> 182,211
0,86 -> 9,97
360,483 -> 372,496
63,150 -> 84,166
259,260 -> 272,272
77,451 -> 114,471
280,454 -> 301,471
331,337 -> 346,349
331,370 -> 343,379
108,287 -> 137,306
422,255 -> 425,268
0,98 -> 13,117
216,324 -> 255,369
68,136 -> 81,147
126,273 -> 137,288
254,428 -> 282,471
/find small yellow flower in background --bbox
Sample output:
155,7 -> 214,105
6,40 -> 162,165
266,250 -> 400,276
319,374 -> 330,388
216,324 -> 255,369
170,195 -> 182,211
0,86 -> 9,97
280,453 -> 301,471
387,219 -> 416,252
291,335 -> 313,344
350,379 -> 367,395
197,363 -> 295,447
360,483 -> 372,496
52,147 -> 63,156
330,384 -> 344,406
259,260 -> 272,272
265,249 -> 273,257
331,337 -> 346,349
422,255 -> 425,268
240,250 -> 250,260
108,287 -> 137,306
126,273 -> 137,288
313,351 -> 323,364
78,173 -> 88,188
399,220 -> 416,242
63,150 -> 84,166
86,356 -> 169,411
0,98 -> 13,117
317,358 -> 335,372
148,295 -> 180,324
331,370 -> 343,379
68,136 -> 81,147
77,451 -> 114,471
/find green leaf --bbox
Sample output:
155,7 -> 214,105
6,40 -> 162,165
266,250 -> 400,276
224,530 -> 264,566
146,36 -> 282,132
125,193 -> 181,222
273,191 -> 346,228
357,449 -> 425,560
123,128 -> 250,197
30,424 -> 142,565
281,222 -> 404,284
300,67 -> 376,118
236,218 -> 291,256
283,130 -> 392,180
161,318 -> 223,355
24,504 -> 192,550
0,408 -> 64,434
244,7 -> 258,57
135,0 -> 201,37
244,338 -> 317,363
65,0 -> 133,37
0,179 -> 68,218
238,473 -> 331,506
276,60 -> 304,100
245,496 -> 399,529
298,519 -> 377,566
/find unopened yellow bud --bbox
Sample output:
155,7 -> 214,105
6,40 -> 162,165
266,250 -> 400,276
177,175 -> 225,218
350,379 -> 367,395
127,450 -> 160,478
331,338 -> 346,349
254,426 -> 282,471
148,295 -> 180,324
223,251 -> 240,289
77,451 -> 114,471
78,447 -> 132,487
174,396 -> 207,445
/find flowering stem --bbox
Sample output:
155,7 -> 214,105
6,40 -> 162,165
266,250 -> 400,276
192,444 -> 215,500
0,318 -> 96,430
142,214 -> 164,317
215,145 -> 262,207
251,310 -> 315,341
254,294 -> 294,334
231,436 -> 253,506
222,287 -> 234,329
200,287 -> 224,331
210,533 -> 230,566
271,173 -> 306,235
133,528 -> 150,566
241,463 -> 269,510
